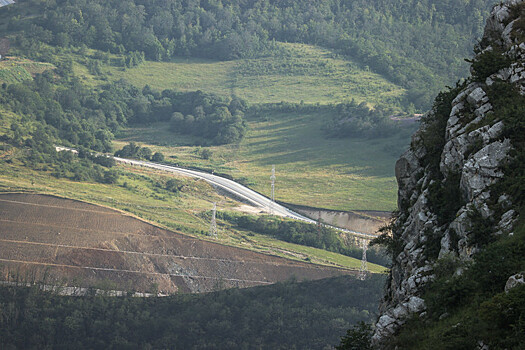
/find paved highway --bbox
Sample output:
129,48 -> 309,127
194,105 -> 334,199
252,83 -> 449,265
114,156 -> 313,221
114,157 -> 376,239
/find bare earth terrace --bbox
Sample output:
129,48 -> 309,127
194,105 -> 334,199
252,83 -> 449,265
0,193 -> 353,294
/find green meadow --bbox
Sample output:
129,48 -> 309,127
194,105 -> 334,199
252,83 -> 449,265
2,43 -> 408,211
116,109 -> 413,212
76,42 -> 404,106
96,43 -> 409,212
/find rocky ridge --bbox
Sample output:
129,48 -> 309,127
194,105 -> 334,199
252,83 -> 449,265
372,0 -> 524,346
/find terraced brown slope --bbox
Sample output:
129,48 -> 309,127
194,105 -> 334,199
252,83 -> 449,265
0,193 -> 353,293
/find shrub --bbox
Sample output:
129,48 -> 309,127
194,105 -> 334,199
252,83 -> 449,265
467,47 -> 511,82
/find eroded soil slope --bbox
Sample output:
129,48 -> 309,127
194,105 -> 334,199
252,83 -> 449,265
0,193 -> 353,293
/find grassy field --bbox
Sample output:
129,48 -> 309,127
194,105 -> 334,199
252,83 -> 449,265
72,42 -> 404,106
0,57 -> 54,84
0,44 -> 408,211
116,109 -> 413,211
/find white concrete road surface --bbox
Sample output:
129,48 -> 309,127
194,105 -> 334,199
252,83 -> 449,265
114,156 -> 312,220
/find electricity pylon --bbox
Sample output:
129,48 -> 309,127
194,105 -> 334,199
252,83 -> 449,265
209,202 -> 217,237
270,165 -> 276,214
358,239 -> 369,280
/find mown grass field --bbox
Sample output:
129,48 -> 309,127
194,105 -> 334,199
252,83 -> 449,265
73,43 -> 404,106
116,109 -> 413,211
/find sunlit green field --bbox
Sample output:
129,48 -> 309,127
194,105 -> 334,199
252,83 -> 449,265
76,42 -> 404,106
2,43 -> 407,211
116,109 -> 412,212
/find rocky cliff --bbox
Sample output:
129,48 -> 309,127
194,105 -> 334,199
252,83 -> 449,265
372,1 -> 525,347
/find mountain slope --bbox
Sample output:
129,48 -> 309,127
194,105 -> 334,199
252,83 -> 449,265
0,193 -> 357,293
372,1 -> 525,348
0,0 -> 496,109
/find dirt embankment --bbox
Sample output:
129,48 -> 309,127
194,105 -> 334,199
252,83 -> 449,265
0,193 -> 353,294
280,202 -> 390,235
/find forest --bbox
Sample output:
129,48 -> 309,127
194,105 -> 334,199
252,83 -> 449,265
0,275 -> 385,349
2,0 -> 495,109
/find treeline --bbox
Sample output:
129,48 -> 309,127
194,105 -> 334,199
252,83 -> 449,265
168,94 -> 246,144
323,100 -> 398,139
0,70 -> 246,154
101,83 -> 247,144
251,99 -> 412,140
0,275 -> 385,349
114,142 -> 165,161
2,71 -> 116,153
3,0 -> 495,109
219,212 -> 390,267
0,69 -> 123,183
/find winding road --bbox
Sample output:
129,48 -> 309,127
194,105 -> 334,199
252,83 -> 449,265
57,147 -> 375,239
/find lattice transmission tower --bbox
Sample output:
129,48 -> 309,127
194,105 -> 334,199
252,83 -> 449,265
270,165 -> 276,213
358,239 -> 369,280
209,202 -> 217,237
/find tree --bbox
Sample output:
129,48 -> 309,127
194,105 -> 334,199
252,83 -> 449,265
102,169 -> 119,184
336,322 -> 372,350
165,179 -> 182,193
200,148 -> 212,160
137,147 -> 152,160
151,152 -> 165,162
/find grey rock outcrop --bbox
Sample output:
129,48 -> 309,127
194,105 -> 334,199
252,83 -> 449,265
505,273 -> 525,292
372,1 -> 523,347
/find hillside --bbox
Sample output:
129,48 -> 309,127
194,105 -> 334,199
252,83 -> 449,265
96,43 -> 404,106
0,0 -> 497,214
0,0 -> 497,110
115,108 -> 414,211
0,193 -> 360,293
366,1 -> 525,348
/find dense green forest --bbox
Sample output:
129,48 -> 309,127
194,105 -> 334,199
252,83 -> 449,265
2,0 -> 495,109
0,275 -> 384,349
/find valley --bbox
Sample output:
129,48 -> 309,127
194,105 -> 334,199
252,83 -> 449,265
1,0 -> 516,348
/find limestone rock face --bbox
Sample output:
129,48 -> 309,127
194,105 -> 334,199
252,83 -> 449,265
372,1 -> 523,347
505,273 -> 525,292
